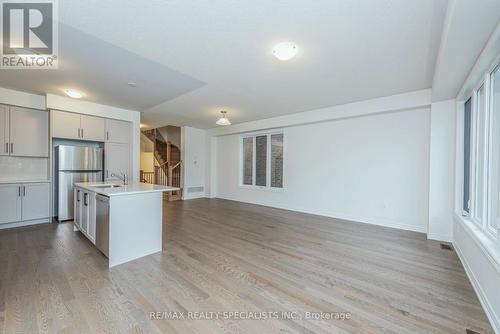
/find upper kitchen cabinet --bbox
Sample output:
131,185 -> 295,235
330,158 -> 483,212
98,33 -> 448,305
106,119 -> 130,144
81,115 -> 105,141
52,110 -> 105,141
9,107 -> 49,157
0,105 -> 9,156
52,110 -> 81,140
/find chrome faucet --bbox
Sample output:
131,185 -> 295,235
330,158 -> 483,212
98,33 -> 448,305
110,171 -> 129,185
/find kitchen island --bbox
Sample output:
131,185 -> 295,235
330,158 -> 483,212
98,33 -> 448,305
74,182 -> 178,267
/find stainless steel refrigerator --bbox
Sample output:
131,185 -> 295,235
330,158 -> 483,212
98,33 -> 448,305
57,145 -> 103,221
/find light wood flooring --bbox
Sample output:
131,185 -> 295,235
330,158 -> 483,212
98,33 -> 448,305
0,198 -> 494,333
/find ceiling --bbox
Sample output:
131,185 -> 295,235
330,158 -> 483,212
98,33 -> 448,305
1,0 -> 491,129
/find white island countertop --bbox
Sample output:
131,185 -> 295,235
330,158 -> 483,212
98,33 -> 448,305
75,182 -> 179,197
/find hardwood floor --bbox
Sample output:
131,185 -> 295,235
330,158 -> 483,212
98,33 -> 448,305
0,198 -> 493,333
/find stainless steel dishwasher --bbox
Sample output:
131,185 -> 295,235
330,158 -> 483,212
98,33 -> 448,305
95,194 -> 109,257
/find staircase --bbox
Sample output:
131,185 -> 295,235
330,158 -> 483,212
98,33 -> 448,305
141,129 -> 182,201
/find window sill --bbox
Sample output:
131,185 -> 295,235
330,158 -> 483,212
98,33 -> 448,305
455,213 -> 500,274
238,184 -> 285,193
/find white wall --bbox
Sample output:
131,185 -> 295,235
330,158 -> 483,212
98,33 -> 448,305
215,108 -> 431,232
46,94 -> 141,182
428,99 -> 456,242
454,219 -> 500,332
181,126 -> 207,199
140,152 -> 154,172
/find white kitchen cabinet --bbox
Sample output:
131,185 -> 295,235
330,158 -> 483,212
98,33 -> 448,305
52,110 -> 105,142
106,119 -> 130,144
52,110 -> 81,140
8,107 -> 48,157
21,183 -> 50,221
0,105 -> 9,156
81,115 -> 105,142
81,191 -> 89,234
105,143 -> 131,181
0,184 -> 22,224
87,192 -> 96,242
74,188 -> 82,228
75,187 -> 96,244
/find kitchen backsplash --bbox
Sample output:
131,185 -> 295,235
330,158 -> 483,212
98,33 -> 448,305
0,156 -> 49,181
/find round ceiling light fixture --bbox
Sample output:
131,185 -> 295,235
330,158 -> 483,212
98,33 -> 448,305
64,89 -> 84,99
216,111 -> 231,126
272,42 -> 298,61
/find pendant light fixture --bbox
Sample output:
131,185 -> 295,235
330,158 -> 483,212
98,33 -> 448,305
216,111 -> 231,126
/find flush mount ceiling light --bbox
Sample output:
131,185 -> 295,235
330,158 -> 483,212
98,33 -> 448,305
64,89 -> 84,99
216,111 -> 231,126
127,82 -> 137,87
272,42 -> 298,61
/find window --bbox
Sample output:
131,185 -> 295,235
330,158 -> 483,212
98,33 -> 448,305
242,137 -> 253,185
241,132 -> 284,189
460,60 -> 500,238
463,97 -> 472,215
271,134 -> 284,188
255,135 -> 267,186
488,64 -> 500,234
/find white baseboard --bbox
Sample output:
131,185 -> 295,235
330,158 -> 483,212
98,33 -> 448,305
427,232 -> 453,242
454,240 -> 500,334
0,218 -> 51,230
182,192 -> 206,200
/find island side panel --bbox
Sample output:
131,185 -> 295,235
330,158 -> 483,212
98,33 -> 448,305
108,192 -> 163,267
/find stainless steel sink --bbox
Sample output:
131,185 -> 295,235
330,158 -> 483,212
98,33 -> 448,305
92,184 -> 123,189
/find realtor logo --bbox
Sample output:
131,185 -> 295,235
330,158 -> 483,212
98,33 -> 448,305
1,0 -> 58,69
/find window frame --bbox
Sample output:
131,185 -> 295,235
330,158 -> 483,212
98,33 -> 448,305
239,130 -> 285,191
470,81 -> 487,228
457,57 -> 500,246
486,62 -> 500,236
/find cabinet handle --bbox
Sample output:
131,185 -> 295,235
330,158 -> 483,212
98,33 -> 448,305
78,128 -> 80,138
84,193 -> 88,206
23,186 -> 26,197
106,131 -> 109,141
77,190 -> 80,202
5,143 -> 8,153
10,143 -> 13,154
81,128 -> 84,138
18,186 -> 21,197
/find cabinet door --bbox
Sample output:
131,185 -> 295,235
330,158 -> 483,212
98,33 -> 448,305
74,188 -> 82,228
0,184 -> 22,224
81,115 -> 105,142
52,110 -> 81,140
87,192 -> 96,243
81,192 -> 89,234
105,143 -> 131,181
106,119 -> 130,144
0,105 -> 9,156
9,107 -> 48,157
21,183 -> 50,221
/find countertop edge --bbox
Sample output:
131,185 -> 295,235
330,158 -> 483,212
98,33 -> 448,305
74,183 -> 180,197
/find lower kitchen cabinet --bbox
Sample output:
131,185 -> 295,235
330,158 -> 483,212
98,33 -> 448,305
22,183 -> 50,221
0,184 -> 22,224
75,187 -> 96,244
0,182 -> 49,225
